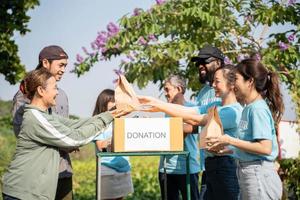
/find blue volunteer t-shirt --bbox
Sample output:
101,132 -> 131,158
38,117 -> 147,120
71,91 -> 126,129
235,99 -> 278,162
159,102 -> 201,174
196,101 -> 243,158
196,84 -> 221,169
93,124 -> 131,172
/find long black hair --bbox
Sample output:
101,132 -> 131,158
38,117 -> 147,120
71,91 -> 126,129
92,89 -> 115,116
236,59 -> 284,127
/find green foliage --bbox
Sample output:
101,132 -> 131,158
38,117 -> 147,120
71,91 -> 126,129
279,156 -> 300,200
0,0 -> 40,84
73,159 -> 96,200
75,0 -> 300,121
0,100 -> 16,198
71,144 -> 161,200
126,157 -> 160,200
71,144 -> 161,199
0,132 -> 16,198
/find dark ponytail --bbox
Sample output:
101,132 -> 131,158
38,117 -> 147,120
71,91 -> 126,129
265,71 -> 284,127
236,59 -> 284,128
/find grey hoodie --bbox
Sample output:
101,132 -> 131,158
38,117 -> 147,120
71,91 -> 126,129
3,104 -> 113,200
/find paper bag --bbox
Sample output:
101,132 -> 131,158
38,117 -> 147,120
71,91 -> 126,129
115,74 -> 140,112
199,106 -> 223,149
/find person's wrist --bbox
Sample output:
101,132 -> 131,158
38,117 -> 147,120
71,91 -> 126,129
225,135 -> 232,145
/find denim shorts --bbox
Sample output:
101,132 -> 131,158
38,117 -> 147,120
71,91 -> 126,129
236,160 -> 282,200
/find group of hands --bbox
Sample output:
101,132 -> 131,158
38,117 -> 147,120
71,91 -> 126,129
109,95 -> 232,155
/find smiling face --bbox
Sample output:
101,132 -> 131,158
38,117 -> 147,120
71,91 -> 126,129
197,57 -> 219,84
41,76 -> 58,108
212,69 -> 232,99
234,72 -> 251,103
164,82 -> 180,103
43,58 -> 68,81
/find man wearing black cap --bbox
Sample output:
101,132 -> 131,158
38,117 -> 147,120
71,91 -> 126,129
191,44 -> 224,200
12,45 -> 73,200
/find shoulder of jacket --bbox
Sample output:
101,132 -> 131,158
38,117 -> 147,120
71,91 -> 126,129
13,90 -> 28,101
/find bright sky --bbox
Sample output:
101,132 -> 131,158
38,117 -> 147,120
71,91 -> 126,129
0,0 -> 162,117
0,0 -> 297,120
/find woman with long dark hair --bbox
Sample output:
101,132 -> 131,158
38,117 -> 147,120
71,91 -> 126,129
138,65 -> 242,200
207,59 -> 284,199
93,89 -> 134,200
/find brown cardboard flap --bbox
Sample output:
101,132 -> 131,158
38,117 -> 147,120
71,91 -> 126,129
113,118 -> 125,152
170,118 -> 184,151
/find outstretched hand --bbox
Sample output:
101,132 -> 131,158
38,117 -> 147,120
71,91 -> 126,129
110,108 -> 131,118
137,95 -> 161,112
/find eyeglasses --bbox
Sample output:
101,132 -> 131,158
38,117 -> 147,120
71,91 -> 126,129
196,57 -> 217,66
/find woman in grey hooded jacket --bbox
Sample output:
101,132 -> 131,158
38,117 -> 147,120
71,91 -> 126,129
2,68 -> 127,200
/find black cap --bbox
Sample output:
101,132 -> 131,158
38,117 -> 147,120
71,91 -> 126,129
38,45 -> 68,62
191,45 -> 224,62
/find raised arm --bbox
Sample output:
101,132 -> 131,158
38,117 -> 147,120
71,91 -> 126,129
138,95 -> 208,125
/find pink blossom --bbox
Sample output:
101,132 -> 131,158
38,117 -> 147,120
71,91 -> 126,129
106,22 -> 120,37
113,69 -> 124,75
237,54 -> 249,62
133,8 -> 141,16
126,53 -> 135,61
224,56 -> 232,65
89,52 -> 96,57
114,43 -> 120,49
101,47 -> 107,54
131,51 -> 138,57
148,34 -> 157,41
147,7 -> 153,13
287,33 -> 295,43
278,41 -> 289,51
138,36 -> 148,45
94,31 -> 108,49
76,54 -> 84,63
91,42 -> 97,50
253,53 -> 261,61
156,0 -> 165,5
237,55 -> 244,62
244,14 -> 253,23
82,47 -> 89,55
288,0 -> 296,6
112,78 -> 119,84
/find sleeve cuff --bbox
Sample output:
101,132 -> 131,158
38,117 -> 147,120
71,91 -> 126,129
97,111 -> 114,125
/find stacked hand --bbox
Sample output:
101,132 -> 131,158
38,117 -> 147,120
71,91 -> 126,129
136,95 -> 161,112
206,134 -> 232,155
110,108 -> 131,118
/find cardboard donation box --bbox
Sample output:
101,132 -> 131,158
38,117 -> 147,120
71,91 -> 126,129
113,118 -> 183,152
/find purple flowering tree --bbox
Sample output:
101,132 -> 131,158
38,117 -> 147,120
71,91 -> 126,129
74,0 -> 300,121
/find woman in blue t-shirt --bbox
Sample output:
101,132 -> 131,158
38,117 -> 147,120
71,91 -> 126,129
138,65 -> 242,200
93,89 -> 133,200
207,59 -> 284,200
